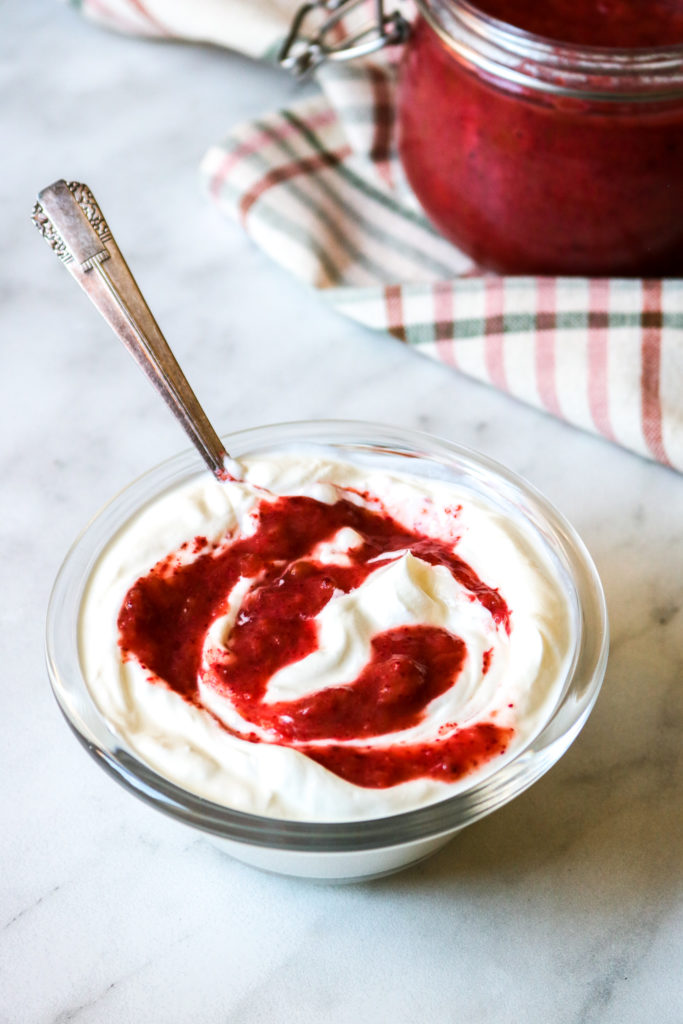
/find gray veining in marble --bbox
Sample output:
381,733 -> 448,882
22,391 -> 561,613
1,2 -> 681,1022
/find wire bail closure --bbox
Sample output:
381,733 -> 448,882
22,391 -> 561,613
279,0 -> 410,76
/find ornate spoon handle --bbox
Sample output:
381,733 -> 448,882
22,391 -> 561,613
32,180 -> 233,480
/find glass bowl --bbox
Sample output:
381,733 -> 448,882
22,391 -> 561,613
46,420 -> 608,882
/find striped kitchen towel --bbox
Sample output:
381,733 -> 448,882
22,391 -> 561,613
75,0 -> 683,472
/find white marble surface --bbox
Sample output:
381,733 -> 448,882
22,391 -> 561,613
2,2 -> 682,1021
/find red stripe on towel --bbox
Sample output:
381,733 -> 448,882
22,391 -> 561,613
484,278 -> 507,391
385,285 -> 406,342
209,110 -> 339,201
433,282 -> 457,367
238,147 -> 353,224
641,280 -> 669,465
535,277 -> 561,417
587,278 -> 615,441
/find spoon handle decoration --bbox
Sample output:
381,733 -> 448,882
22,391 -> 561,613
32,180 -> 232,480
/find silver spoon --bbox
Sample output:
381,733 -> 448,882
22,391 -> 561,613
32,179 -> 239,480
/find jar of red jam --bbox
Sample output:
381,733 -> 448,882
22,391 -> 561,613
282,0 -> 683,276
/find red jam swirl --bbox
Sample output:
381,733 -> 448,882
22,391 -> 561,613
397,4 -> 683,275
118,493 -> 513,789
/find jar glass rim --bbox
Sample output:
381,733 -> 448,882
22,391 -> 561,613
46,419 -> 608,854
415,0 -> 683,99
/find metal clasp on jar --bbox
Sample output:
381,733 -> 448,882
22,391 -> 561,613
279,0 -> 410,77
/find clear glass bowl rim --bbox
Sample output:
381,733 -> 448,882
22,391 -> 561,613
46,419 -> 608,854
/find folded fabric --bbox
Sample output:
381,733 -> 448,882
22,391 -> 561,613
76,0 -> 683,472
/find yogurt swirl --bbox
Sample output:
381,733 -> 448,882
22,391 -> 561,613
79,451 -> 573,821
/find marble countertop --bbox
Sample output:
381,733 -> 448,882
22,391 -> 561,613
2,2 -> 681,1021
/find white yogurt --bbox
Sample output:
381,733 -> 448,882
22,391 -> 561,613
79,451 -> 573,822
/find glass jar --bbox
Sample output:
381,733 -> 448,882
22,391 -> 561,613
282,0 -> 683,276
398,1 -> 683,275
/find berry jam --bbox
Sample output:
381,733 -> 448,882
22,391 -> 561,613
397,3 -> 683,275
118,493 -> 512,789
